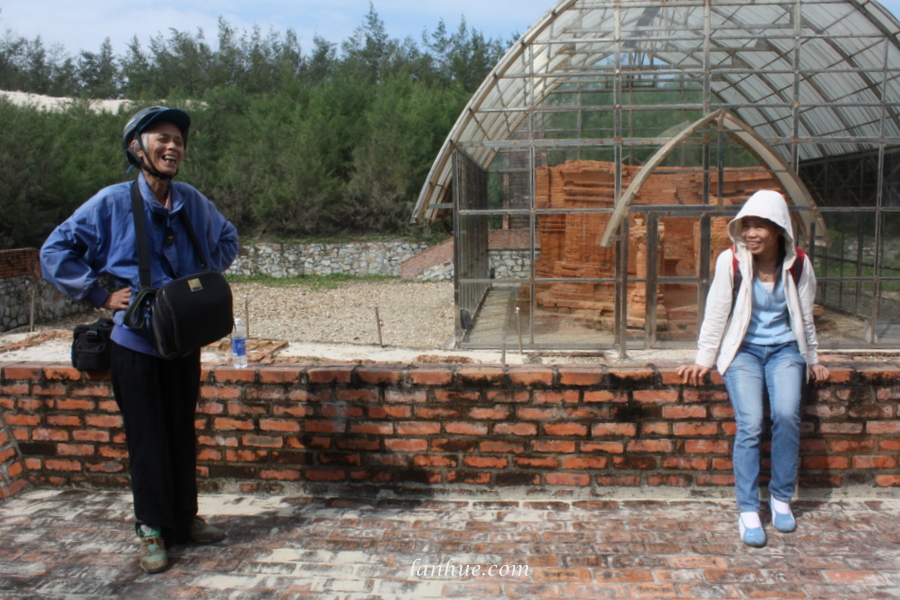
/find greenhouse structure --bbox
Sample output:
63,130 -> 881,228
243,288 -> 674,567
412,0 -> 900,354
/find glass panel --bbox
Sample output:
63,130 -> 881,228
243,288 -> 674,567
655,283 -> 702,343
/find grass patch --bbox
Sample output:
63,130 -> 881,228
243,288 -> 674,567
225,273 -> 398,290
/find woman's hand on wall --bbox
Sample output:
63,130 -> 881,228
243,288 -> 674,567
810,363 -> 830,382
676,363 -> 710,386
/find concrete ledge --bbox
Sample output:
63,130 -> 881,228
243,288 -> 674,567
1,360 -> 898,499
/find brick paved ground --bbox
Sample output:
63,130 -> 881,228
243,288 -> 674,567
0,489 -> 898,599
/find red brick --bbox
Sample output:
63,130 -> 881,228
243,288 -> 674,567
396,421 -> 441,435
533,440 -> 576,453
820,422 -> 864,434
197,449 -> 222,461
214,367 -> 256,383
350,422 -> 393,435
272,404 -> 311,418
456,366 -> 506,385
2,365 -> 43,380
468,406 -> 511,420
84,415 -> 122,428
581,441 -> 625,454
516,407 -> 558,420
515,457 -> 559,468
558,367 -> 604,386
260,469 -> 301,481
851,455 -> 897,469
214,417 -> 255,431
592,423 -> 637,437
54,399 -> 95,411
867,421 -> 900,434
685,439 -> 729,454
413,454 -> 457,467
547,472 -> 591,486
662,405 -> 707,419
43,367 -> 81,381
1,383 -> 29,395
802,455 -> 850,469
607,368 -> 655,384
633,390 -> 679,404
257,366 -> 303,384
357,365 -> 404,385
627,439 -> 675,453
32,428 -> 69,442
84,461 -> 125,473
305,420 -> 346,434
494,422 -> 538,436
408,367 -> 454,386
386,389 -> 427,404
445,422 -> 488,436
47,415 -> 82,427
368,405 -> 412,419
673,422 -> 719,436
304,469 -> 346,481
260,419 -> 301,433
44,459 -> 81,471
385,439 -> 428,452
875,474 -> 900,486
507,367 -> 554,386
828,439 -> 876,453
534,390 -> 580,404
57,444 -> 94,456
3,414 -> 40,427
533,568 -> 593,582
663,456 -> 709,470
583,390 -> 627,403
321,404 -> 364,418
334,389 -> 378,403
32,384 -> 67,396
480,441 -> 526,454
544,423 -> 588,437
562,456 -> 608,470
245,386 -> 287,401
641,422 -> 669,436
464,456 -> 508,468
415,406 -> 461,419
241,435 -> 284,448
72,385 -> 110,398
306,365 -> 353,384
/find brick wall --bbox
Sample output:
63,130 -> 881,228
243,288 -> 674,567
0,249 -> 40,279
1,360 -> 898,498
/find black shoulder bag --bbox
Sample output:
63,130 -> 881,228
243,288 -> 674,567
123,181 -> 233,359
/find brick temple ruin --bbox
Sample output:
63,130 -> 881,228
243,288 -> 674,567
531,160 -> 785,338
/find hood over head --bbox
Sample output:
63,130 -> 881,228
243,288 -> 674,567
728,189 -> 796,260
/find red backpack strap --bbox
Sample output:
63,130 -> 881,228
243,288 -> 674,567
731,246 -> 741,311
791,247 -> 806,284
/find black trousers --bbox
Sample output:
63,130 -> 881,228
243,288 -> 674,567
110,341 -> 201,545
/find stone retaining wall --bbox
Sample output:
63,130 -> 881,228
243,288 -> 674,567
0,249 -> 88,333
1,360 -> 898,498
228,240 -> 432,278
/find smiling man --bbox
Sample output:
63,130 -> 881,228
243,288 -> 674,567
40,106 -> 239,573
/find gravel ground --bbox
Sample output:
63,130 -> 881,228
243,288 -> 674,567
229,279 -> 455,349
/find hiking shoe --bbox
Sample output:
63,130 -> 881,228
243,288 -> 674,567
189,517 -> 226,544
137,524 -> 168,573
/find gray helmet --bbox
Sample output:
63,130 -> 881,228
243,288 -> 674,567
122,106 -> 191,167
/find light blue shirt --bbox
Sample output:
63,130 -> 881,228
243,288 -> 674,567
40,174 -> 239,356
743,276 -> 796,346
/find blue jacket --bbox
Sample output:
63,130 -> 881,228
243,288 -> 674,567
40,174 -> 240,356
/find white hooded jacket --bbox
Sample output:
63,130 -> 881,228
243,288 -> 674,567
693,190 -> 821,376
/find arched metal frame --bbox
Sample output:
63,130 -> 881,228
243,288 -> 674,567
414,0 -> 900,351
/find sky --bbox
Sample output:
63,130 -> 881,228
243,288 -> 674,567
4,0 -> 900,62
0,0 -> 553,57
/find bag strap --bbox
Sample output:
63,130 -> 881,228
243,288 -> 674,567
124,180 -> 209,329
130,180 -> 153,289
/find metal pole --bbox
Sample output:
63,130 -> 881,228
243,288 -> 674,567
375,305 -> 384,348
516,306 -> 523,354
244,294 -> 250,339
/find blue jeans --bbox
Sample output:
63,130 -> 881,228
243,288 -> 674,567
723,342 -> 806,512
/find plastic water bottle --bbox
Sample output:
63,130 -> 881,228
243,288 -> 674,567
232,318 -> 248,368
